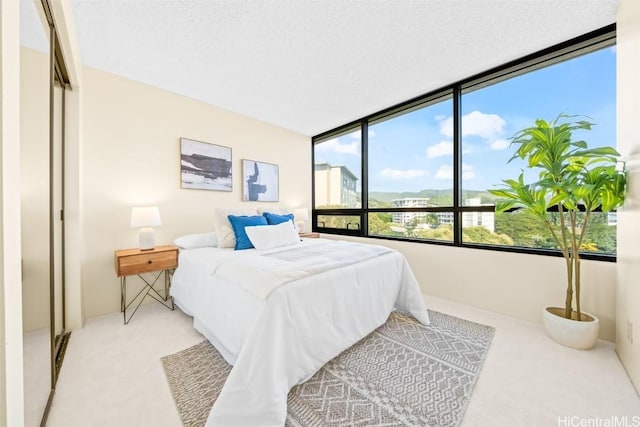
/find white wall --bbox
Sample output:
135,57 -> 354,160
0,1 -> 24,425
616,0 -> 640,394
326,235 -> 618,341
80,66 -> 311,319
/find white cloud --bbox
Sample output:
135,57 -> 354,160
315,138 -> 359,155
439,110 -> 506,140
435,165 -> 451,180
463,163 -> 476,180
426,141 -> 453,158
434,163 -> 475,180
381,168 -> 427,179
439,117 -> 453,137
348,130 -> 361,140
490,138 -> 510,150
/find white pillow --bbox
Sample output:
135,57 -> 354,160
245,220 -> 300,251
256,206 -> 294,215
173,232 -> 218,249
213,208 -> 257,248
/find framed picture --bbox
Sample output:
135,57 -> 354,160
180,138 -> 232,191
242,159 -> 279,202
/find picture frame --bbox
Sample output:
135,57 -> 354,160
180,138 -> 232,191
242,159 -> 279,202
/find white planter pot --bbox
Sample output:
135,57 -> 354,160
542,307 -> 600,350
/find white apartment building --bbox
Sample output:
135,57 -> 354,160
391,197 -> 494,232
391,198 -> 430,225
314,163 -> 358,208
462,198 -> 495,232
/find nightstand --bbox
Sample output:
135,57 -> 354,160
299,232 -> 320,238
114,245 -> 178,324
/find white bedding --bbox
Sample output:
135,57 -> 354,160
171,247 -> 262,364
170,238 -> 430,426
211,239 -> 393,300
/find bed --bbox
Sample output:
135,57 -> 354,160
171,231 -> 430,426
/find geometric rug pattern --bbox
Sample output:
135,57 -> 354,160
161,310 -> 494,427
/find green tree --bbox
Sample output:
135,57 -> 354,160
463,226 -> 514,245
414,224 -> 453,241
368,213 -> 392,235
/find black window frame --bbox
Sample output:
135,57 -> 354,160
311,24 -> 617,262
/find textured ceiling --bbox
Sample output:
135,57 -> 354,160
35,1 -> 619,136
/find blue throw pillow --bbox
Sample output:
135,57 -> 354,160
262,212 -> 295,225
227,215 -> 268,250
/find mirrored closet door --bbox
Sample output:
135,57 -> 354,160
20,0 -> 71,425
20,0 -> 52,424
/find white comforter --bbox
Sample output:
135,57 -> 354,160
171,238 -> 430,427
211,239 -> 393,300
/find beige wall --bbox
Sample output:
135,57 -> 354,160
80,66 -> 311,319
326,235 -> 618,341
1,1 -> 25,425
616,0 -> 640,394
20,47 -> 49,333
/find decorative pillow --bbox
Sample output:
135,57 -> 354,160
227,215 -> 268,250
256,207 -> 294,215
262,212 -> 295,225
213,208 -> 257,248
245,220 -> 301,251
173,232 -> 217,249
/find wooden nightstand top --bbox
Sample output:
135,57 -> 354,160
115,245 -> 178,277
299,232 -> 320,239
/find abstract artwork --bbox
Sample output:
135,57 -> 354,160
242,160 -> 279,202
180,138 -> 232,191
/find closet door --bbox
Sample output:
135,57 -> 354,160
50,76 -> 66,386
20,1 -> 51,425
21,1 -> 71,425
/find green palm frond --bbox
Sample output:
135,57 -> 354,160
489,114 -> 627,320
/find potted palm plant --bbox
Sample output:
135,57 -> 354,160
489,114 -> 626,350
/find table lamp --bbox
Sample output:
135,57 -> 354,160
294,208 -> 310,233
130,206 -> 162,250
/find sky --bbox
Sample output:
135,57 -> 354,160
314,47 -> 617,196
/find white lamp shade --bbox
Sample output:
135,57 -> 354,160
293,208 -> 309,221
130,206 -> 162,228
294,208 -> 310,233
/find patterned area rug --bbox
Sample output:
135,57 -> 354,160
161,311 -> 494,427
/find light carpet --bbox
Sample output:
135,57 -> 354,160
161,310 -> 494,427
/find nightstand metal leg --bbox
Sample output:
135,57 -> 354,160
164,269 -> 175,309
120,277 -> 125,312
122,269 -> 175,324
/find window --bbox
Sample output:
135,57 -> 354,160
366,96 -> 454,242
314,126 -> 361,209
460,46 -> 616,253
311,26 -> 616,260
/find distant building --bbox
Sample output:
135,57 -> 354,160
391,198 -> 430,225
437,211 -> 454,225
461,198 -> 495,232
390,197 -> 494,232
314,163 -> 358,208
